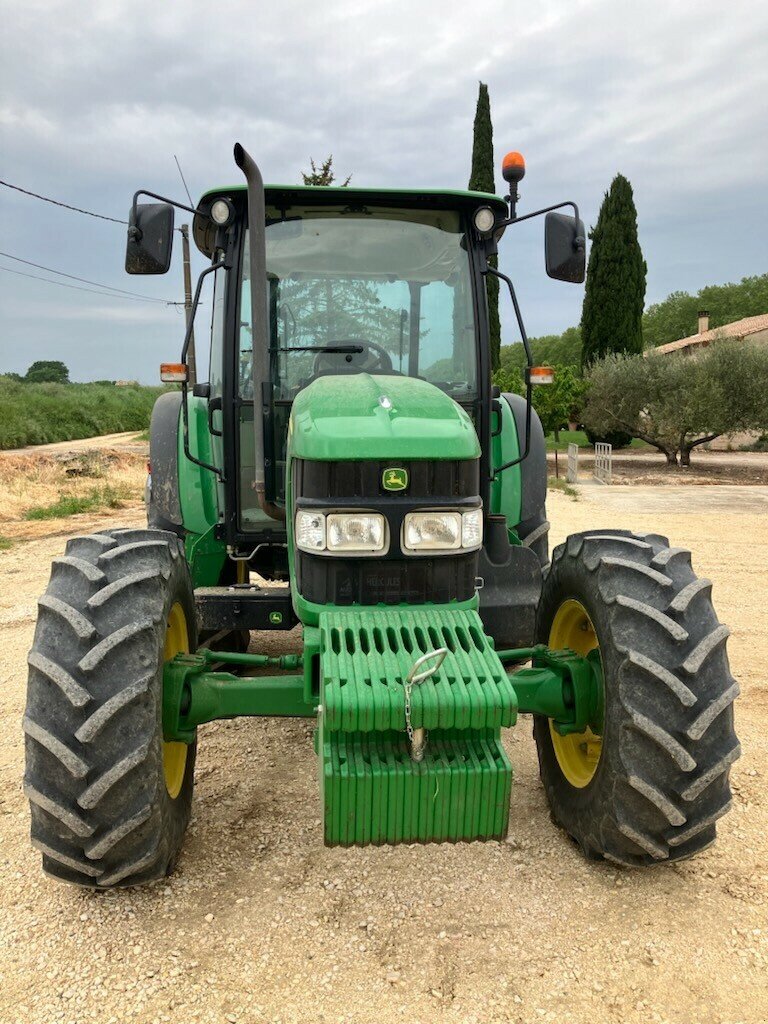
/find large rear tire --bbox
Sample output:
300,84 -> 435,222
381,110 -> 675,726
24,528 -> 197,887
533,529 -> 740,865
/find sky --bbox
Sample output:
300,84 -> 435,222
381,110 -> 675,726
1,0 -> 766,383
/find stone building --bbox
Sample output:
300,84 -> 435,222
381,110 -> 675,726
652,311 -> 768,357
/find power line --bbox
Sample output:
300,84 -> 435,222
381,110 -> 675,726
0,251 -> 179,303
0,179 -> 127,224
0,265 -> 181,305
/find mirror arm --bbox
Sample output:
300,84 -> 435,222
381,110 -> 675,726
501,198 -> 581,230
500,199 -> 586,256
180,257 -> 227,480
482,265 -> 533,477
131,189 -> 212,232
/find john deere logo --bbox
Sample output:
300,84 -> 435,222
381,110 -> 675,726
382,468 -> 408,492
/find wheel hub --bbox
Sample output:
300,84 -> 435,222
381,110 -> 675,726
548,600 -> 604,788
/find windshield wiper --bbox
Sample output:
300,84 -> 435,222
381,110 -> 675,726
269,345 -> 364,354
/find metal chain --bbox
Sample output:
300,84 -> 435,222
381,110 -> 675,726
404,677 -> 415,744
403,648 -> 448,760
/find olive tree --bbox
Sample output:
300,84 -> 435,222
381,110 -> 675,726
680,341 -> 768,464
581,344 -> 768,466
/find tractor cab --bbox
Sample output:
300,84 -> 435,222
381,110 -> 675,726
128,146 -> 587,641
194,186 -> 506,543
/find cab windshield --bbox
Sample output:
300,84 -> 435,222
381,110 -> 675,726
239,205 -> 478,402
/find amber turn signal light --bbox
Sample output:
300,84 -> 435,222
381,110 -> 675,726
529,365 -> 554,385
160,363 -> 188,383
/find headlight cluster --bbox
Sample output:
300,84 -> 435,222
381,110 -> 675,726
402,509 -> 483,553
295,508 -> 482,555
295,510 -> 386,554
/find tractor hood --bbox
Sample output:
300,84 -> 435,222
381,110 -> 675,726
288,374 -> 480,462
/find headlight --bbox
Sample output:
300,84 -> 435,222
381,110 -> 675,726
327,513 -> 386,553
461,508 -> 483,549
403,512 -> 462,552
295,510 -> 326,552
403,509 -> 483,553
295,510 -> 387,554
473,205 -> 496,235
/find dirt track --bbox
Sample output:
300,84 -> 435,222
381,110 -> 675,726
1,487 -> 766,1024
1,432 -> 146,456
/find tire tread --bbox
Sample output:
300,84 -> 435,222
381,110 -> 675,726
533,528 -> 739,866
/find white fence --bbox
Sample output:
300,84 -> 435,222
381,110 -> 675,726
593,443 -> 613,485
566,443 -> 579,483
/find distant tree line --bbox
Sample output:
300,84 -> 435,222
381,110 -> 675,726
643,274 -> 768,349
4,360 -> 70,384
498,273 -> 768,375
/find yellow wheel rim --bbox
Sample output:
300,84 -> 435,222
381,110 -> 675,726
163,602 -> 189,799
548,599 -> 603,788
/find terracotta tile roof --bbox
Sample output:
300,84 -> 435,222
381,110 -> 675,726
653,313 -> 768,354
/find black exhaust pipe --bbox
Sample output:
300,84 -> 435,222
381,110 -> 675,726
233,143 -> 285,522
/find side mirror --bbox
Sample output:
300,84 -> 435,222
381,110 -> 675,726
545,211 -> 586,284
126,202 -> 175,274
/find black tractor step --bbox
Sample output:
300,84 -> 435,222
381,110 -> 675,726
195,584 -> 297,632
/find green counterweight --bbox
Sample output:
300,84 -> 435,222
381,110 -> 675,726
162,608 -> 602,846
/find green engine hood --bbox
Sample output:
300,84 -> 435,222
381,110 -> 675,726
288,374 -> 480,461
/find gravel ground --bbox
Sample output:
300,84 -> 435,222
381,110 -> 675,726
0,488 -> 766,1024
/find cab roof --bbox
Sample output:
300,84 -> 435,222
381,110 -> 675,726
199,182 -> 508,208
194,184 -> 508,255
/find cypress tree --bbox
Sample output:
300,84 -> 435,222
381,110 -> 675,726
580,174 -> 647,368
469,82 -> 501,371
301,155 -> 351,186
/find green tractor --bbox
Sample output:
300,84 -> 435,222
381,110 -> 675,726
24,145 -> 739,886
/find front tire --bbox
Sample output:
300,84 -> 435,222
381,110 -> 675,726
533,529 -> 740,865
24,528 -> 197,887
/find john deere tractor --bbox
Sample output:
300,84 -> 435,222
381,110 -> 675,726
24,145 -> 739,886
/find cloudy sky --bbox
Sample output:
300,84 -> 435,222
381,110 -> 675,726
1,0 -> 766,383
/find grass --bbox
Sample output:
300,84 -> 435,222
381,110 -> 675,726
0,449 -> 145,526
0,535 -> 13,550
0,377 -> 167,450
545,430 -> 651,452
23,484 -> 131,521
546,430 -> 590,451
548,476 -> 579,500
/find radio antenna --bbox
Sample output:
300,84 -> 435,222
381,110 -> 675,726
173,155 -> 194,206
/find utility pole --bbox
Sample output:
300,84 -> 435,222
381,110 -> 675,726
180,224 -> 196,384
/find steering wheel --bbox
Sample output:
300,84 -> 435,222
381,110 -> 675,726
312,338 -> 394,376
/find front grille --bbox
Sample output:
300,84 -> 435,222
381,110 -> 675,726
294,458 -> 479,501
297,550 -> 478,605
292,457 -> 481,606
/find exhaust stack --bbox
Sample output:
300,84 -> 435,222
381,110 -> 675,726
233,143 -> 285,522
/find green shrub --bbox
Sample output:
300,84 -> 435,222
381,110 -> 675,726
23,484 -> 131,521
0,379 -> 166,449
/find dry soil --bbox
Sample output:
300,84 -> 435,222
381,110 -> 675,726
0,485 -> 766,1024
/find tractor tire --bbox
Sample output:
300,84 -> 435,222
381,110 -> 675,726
533,529 -> 740,866
24,528 -> 197,887
517,507 -> 550,572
